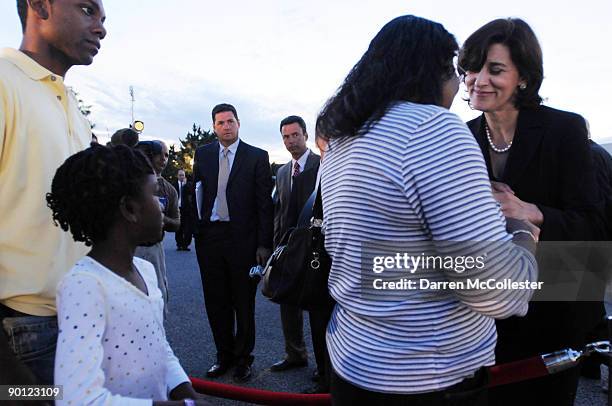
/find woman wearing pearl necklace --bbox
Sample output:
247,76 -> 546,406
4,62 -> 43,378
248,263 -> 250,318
459,18 -> 604,406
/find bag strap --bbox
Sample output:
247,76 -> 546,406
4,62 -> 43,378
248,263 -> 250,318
296,184 -> 323,228
312,184 -> 323,222
297,189 -> 316,228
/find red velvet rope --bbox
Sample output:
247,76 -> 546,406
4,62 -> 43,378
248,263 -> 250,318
190,356 -> 550,404
487,356 -> 549,388
190,377 -> 331,405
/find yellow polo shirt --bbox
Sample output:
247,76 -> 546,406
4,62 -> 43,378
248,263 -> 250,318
0,48 -> 90,316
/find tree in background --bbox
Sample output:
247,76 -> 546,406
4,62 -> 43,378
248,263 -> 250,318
163,124 -> 217,184
70,88 -> 95,129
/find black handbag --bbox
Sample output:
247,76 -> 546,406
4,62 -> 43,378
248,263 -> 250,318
261,186 -> 333,310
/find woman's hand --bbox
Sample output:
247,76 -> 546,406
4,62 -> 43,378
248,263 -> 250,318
491,181 -> 544,226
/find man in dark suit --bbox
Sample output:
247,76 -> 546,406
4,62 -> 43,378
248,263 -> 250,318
174,169 -> 193,251
580,138 -> 612,378
192,103 -> 273,382
271,116 -> 320,372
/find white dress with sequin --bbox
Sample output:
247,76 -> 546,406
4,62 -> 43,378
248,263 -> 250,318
54,256 -> 188,405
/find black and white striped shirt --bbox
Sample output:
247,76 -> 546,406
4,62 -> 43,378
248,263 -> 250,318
321,102 -> 537,394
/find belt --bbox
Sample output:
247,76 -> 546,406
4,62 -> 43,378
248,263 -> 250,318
0,303 -> 28,319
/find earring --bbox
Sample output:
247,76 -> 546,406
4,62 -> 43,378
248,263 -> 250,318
519,83 -> 527,90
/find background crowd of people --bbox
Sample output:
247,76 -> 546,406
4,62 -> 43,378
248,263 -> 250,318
1,1 -> 611,406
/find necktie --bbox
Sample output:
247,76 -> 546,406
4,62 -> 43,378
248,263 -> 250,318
216,148 -> 230,220
292,161 -> 300,178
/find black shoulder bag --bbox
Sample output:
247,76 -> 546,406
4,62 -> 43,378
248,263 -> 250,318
261,186 -> 333,310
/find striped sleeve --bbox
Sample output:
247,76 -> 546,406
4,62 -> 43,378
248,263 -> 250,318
404,110 -> 537,318
322,102 -> 538,394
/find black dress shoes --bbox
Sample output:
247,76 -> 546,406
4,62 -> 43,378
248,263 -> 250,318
233,364 -> 252,382
270,358 -> 308,372
206,363 -> 230,378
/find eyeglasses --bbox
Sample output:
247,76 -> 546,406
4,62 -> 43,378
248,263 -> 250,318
452,56 -> 466,82
457,65 -> 467,82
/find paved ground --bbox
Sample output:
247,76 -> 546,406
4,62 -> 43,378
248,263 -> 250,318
161,234 -> 608,405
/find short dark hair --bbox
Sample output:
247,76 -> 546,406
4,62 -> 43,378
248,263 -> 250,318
211,103 -> 238,123
110,128 -> 139,148
136,140 -> 163,162
17,0 -> 55,32
279,115 -> 307,134
316,15 -> 458,139
46,145 -> 155,246
458,18 -> 543,109
17,0 -> 28,32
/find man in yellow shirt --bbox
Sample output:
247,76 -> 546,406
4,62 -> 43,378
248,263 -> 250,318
0,0 -> 107,385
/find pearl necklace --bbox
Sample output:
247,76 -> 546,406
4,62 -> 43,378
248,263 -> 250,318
485,121 -> 512,153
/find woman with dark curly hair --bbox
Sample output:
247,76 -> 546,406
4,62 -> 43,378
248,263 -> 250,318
317,15 -> 538,405
459,18 -> 603,405
47,145 -> 210,405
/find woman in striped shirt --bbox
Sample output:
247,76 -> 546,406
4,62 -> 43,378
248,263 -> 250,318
316,15 -> 539,405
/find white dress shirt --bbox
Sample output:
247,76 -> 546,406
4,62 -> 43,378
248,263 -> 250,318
210,139 -> 240,221
177,181 -> 184,207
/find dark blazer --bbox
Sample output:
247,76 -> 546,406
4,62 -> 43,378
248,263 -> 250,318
286,163 -> 320,231
192,140 -> 274,252
467,105 -> 600,241
174,180 -> 193,211
467,105 -> 604,359
591,141 -> 612,238
273,150 -> 320,246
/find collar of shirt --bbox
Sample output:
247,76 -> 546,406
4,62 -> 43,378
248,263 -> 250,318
292,148 -> 311,173
0,48 -> 59,81
219,138 -> 240,158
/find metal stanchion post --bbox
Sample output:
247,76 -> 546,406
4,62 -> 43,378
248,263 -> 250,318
605,316 -> 612,406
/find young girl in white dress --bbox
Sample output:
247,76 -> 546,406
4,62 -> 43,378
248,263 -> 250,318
47,145 -> 211,406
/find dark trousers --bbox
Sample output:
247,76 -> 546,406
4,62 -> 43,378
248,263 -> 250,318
175,208 -> 193,248
195,222 -> 256,366
308,303 -> 334,388
488,366 -> 580,406
491,301 -> 591,406
280,304 -> 307,362
331,367 -> 488,406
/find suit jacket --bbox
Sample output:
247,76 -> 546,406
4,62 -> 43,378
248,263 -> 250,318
467,105 -> 604,358
273,151 -> 320,246
192,140 -> 274,252
590,141 -> 612,238
467,105 -> 600,241
286,163 -> 320,231
174,180 -> 193,211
